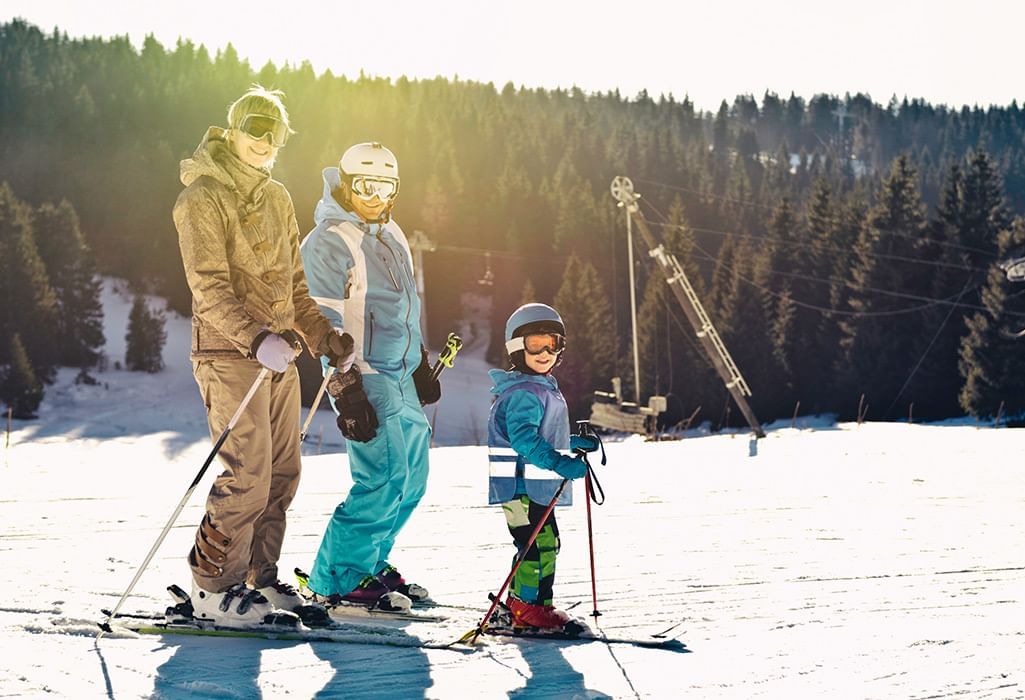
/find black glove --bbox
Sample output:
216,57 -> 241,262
412,346 -> 441,406
327,366 -> 379,442
319,330 -> 355,370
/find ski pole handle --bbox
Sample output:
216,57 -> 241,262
428,332 -> 463,382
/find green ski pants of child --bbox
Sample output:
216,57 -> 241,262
503,495 -> 561,605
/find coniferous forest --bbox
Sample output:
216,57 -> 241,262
4,19 -> 1025,426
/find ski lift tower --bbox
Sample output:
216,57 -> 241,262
609,176 -> 765,438
408,229 -> 436,342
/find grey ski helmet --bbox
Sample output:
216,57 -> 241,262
504,303 -> 566,373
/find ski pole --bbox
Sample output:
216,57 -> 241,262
97,366 -> 270,638
574,420 -> 606,619
429,332 -> 463,382
300,368 -> 334,443
584,472 -> 600,617
458,479 -> 568,645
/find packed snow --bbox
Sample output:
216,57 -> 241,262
1,280 -> 1023,699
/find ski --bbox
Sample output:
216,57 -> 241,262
321,602 -> 447,624
110,617 -> 472,651
100,585 -> 467,651
458,608 -> 687,651
482,623 -> 688,651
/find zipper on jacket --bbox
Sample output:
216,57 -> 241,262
376,233 -> 401,292
367,310 -> 375,356
377,232 -> 415,376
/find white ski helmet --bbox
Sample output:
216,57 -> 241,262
504,303 -> 566,372
337,142 -> 401,222
340,141 -> 400,181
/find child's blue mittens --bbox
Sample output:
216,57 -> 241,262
570,434 -> 600,453
553,455 -> 588,480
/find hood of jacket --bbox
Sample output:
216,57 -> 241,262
489,368 -> 559,396
179,126 -> 270,202
313,166 -> 385,235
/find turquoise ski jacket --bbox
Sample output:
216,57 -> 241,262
300,167 -> 422,380
487,368 -> 574,506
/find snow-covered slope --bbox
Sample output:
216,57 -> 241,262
1,281 -> 1023,698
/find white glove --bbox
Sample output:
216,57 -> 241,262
253,331 -> 299,372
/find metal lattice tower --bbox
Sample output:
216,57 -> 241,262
610,176 -> 765,438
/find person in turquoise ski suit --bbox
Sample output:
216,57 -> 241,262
488,303 -> 599,629
300,142 -> 439,611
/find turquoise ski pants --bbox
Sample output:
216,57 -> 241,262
308,373 -> 431,596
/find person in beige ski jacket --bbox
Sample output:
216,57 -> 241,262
173,85 -> 351,627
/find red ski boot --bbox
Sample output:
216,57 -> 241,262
506,594 -> 572,630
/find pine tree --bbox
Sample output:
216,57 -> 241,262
519,278 -> 536,306
754,198 -> 800,414
637,265 -> 670,399
959,219 -> 1025,417
907,151 -> 1008,418
553,254 -> 606,420
1,333 -> 43,419
0,183 -> 59,382
576,260 -> 614,387
837,155 -> 930,419
802,179 -> 844,412
32,200 -> 105,368
125,294 -> 166,373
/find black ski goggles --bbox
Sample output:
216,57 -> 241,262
238,114 -> 289,147
523,333 -> 566,356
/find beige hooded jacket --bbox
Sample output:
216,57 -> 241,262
173,127 -> 331,360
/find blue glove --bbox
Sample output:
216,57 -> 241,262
553,455 -> 587,480
570,435 -> 600,453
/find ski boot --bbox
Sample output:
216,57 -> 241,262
305,575 -> 412,613
505,594 -> 573,631
257,579 -> 332,627
189,582 -> 299,629
256,580 -> 305,612
376,565 -> 430,603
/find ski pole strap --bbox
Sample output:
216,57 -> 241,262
429,332 -> 463,382
573,421 -> 605,504
584,454 -> 605,505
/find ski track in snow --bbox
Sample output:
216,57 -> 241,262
1,281 -> 1024,698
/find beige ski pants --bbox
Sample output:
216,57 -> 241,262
188,359 -> 302,592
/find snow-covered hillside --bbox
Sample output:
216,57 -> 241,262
1,282 -> 1023,698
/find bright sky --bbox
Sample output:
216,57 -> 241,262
2,0 -> 1020,112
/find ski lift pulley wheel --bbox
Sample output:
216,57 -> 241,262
610,176 -> 636,204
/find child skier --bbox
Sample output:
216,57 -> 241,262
487,303 -> 599,630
